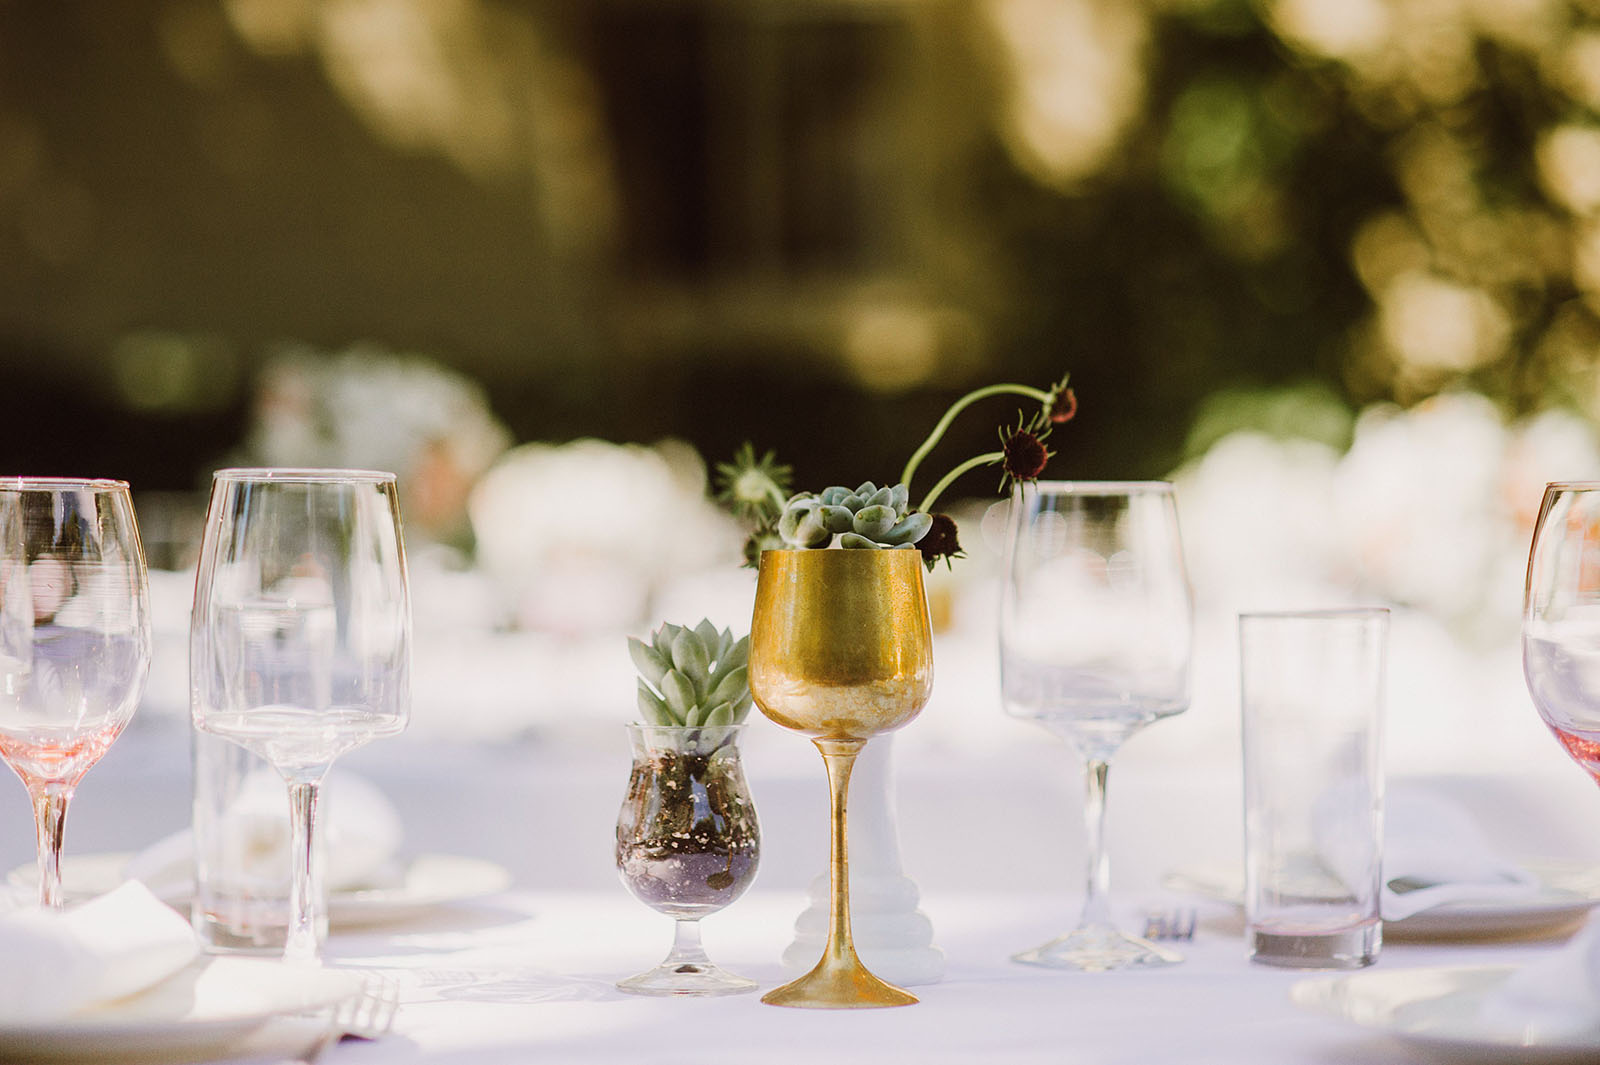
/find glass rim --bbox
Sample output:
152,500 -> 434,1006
1543,481 -> 1600,491
211,467 -> 397,485
626,722 -> 745,732
1238,607 -> 1390,622
0,476 -> 130,492
1015,479 -> 1174,496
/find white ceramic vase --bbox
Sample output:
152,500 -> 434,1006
780,732 -> 945,985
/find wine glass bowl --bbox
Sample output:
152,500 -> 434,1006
749,548 -> 933,1009
191,469 -> 410,964
615,723 -> 759,996
0,478 -> 151,909
1000,481 -> 1192,971
1523,482 -> 1600,782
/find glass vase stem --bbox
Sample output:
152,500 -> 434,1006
665,918 -> 710,971
30,782 -> 71,910
285,779 -> 322,966
819,738 -> 862,966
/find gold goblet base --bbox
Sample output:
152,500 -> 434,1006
761,953 -> 918,1009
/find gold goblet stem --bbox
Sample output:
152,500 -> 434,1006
761,737 -> 917,1009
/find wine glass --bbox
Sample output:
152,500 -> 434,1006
191,469 -> 410,965
749,548 -> 933,1008
0,478 -> 151,909
615,723 -> 760,996
999,481 -> 1193,971
1523,482 -> 1600,783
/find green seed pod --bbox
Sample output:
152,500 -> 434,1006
852,504 -> 897,539
627,637 -> 669,689
637,680 -> 677,725
660,669 -> 697,718
819,505 -> 855,534
708,665 -> 748,708
881,511 -> 932,545
671,626 -> 710,691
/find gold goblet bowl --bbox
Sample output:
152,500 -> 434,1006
749,548 -> 934,1008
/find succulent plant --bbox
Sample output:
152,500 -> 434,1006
629,619 -> 752,727
776,481 -> 932,550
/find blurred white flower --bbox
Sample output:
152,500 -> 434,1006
469,438 -> 742,634
241,343 -> 511,543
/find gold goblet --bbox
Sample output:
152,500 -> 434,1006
749,548 -> 934,1009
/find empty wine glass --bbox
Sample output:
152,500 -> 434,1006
191,469 -> 410,965
1000,481 -> 1193,970
615,723 -> 760,996
0,478 -> 152,909
1523,483 -> 1600,783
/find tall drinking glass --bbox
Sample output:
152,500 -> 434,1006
191,469 -> 410,965
1000,481 -> 1193,970
1523,483 -> 1600,784
0,479 -> 151,909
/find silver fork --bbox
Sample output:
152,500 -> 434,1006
1142,907 -> 1198,942
339,972 -> 400,1042
291,972 -> 401,1064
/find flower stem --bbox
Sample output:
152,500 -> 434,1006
918,451 -> 1002,514
901,384 -> 1056,493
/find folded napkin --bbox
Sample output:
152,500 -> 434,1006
125,771 -> 405,898
0,882 -> 197,1024
1380,784 -> 1542,920
1313,783 -> 1541,921
1481,916 -> 1600,1037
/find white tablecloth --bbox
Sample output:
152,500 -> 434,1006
312,890 -> 1577,1065
8,720 -> 1600,1063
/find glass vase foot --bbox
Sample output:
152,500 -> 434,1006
616,960 -> 758,997
1012,925 -> 1181,972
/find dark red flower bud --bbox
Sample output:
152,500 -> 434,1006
1001,429 -> 1050,482
1050,388 -> 1078,424
918,512 -> 964,569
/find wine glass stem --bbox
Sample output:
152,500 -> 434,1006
664,918 -> 710,969
30,782 -> 71,910
1079,758 -> 1113,930
816,737 -> 864,964
285,778 -> 323,966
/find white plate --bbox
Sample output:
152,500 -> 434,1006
0,955 -> 362,1062
1293,965 -> 1600,1062
1162,862 -> 1600,941
9,853 -> 513,927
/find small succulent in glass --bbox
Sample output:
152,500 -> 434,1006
616,620 -> 761,997
629,620 -> 751,728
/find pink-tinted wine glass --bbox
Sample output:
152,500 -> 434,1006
0,479 -> 152,908
1523,483 -> 1600,781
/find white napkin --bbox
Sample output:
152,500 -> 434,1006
1481,917 -> 1600,1037
0,882 -> 198,1024
1311,783 -> 1540,921
1379,784 -> 1542,921
125,771 -> 405,898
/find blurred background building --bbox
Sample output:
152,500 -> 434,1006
9,0 -> 1599,493
6,0 -> 1600,767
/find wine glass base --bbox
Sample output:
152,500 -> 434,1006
616,960 -> 758,997
1012,926 -> 1182,972
761,957 -> 918,1009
